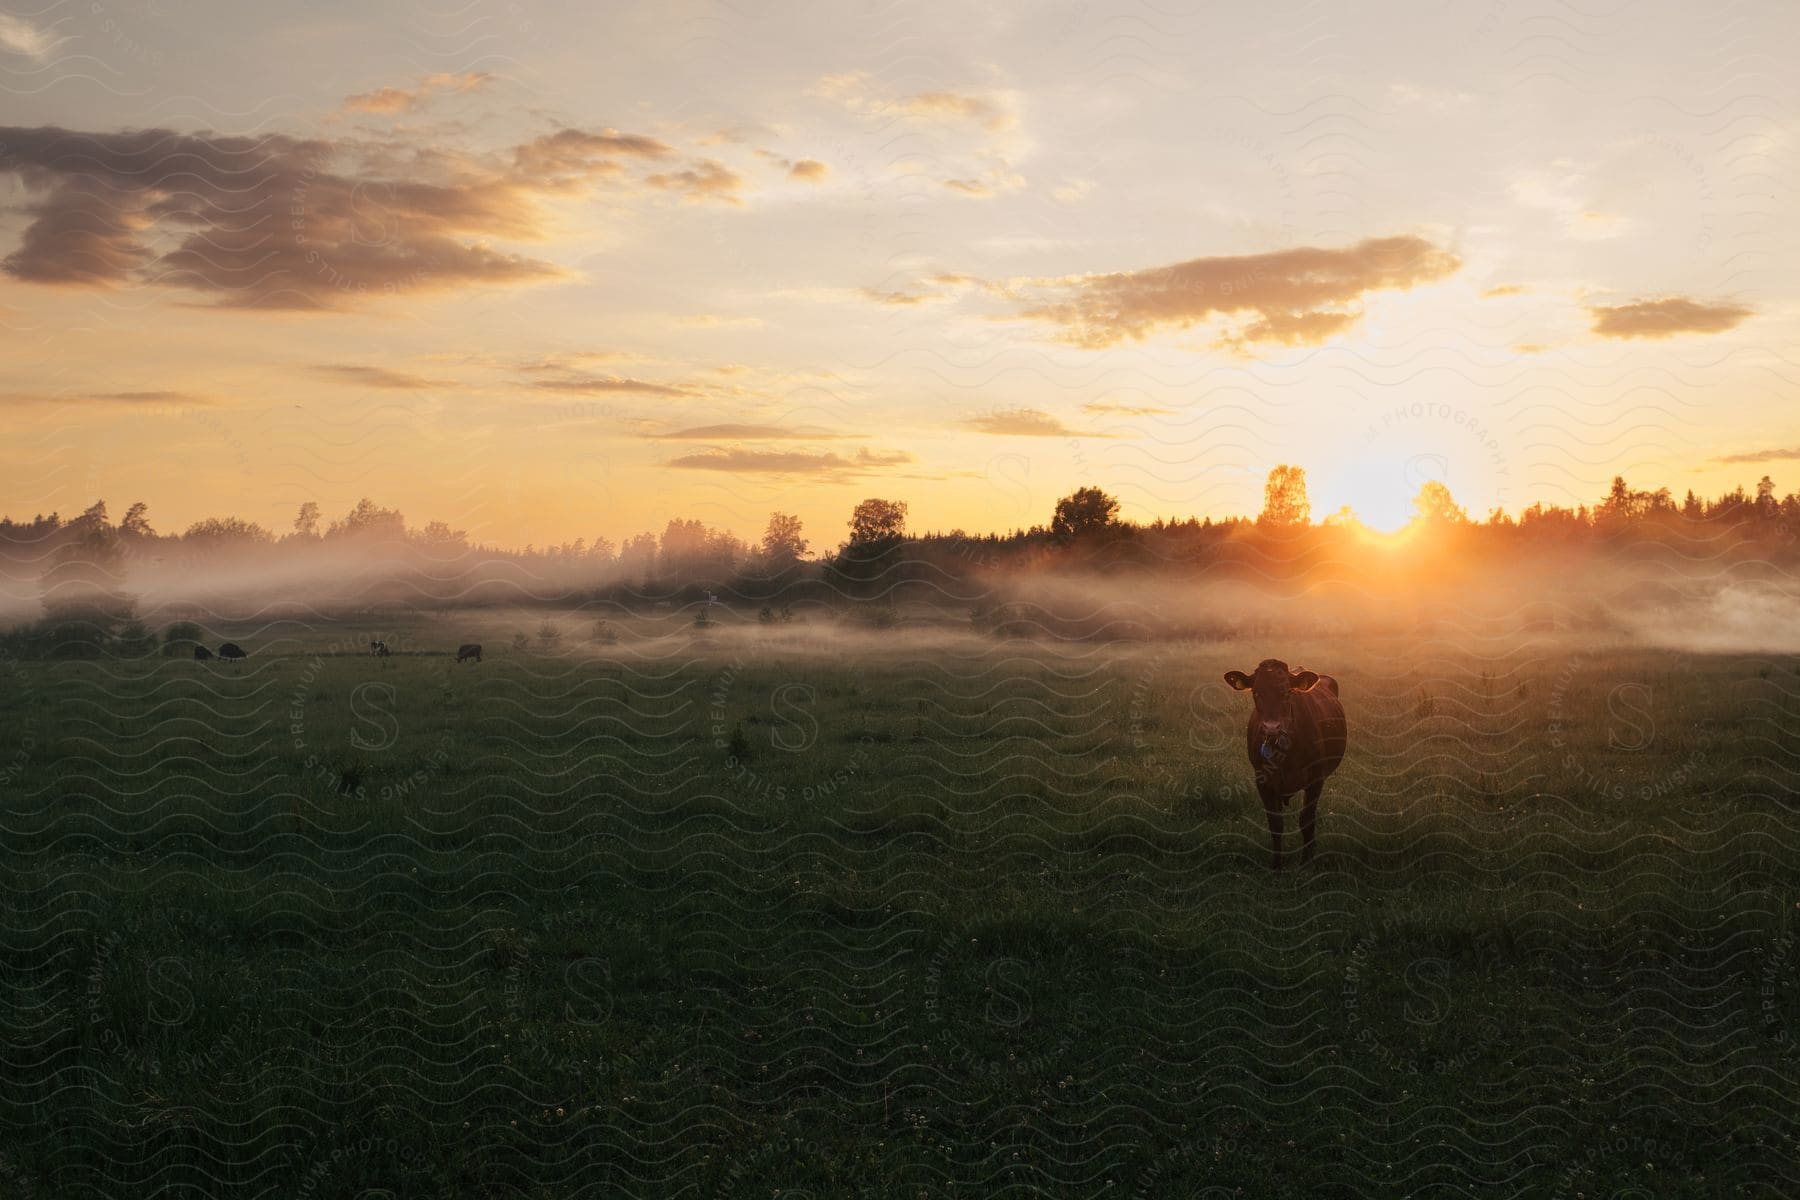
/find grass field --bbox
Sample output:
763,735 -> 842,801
1,611 -> 1798,1197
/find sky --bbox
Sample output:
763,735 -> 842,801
0,0 -> 1794,545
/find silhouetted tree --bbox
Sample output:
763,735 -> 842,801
1412,481 -> 1468,525
39,512 -> 133,656
328,498 -> 405,539
184,516 -> 272,543
1051,486 -> 1120,540
760,513 -> 809,565
119,502 -> 154,540
619,533 -> 658,583
847,499 -> 907,545
1258,465 -> 1311,528
417,520 -> 468,547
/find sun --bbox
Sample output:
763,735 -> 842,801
1319,465 -> 1416,533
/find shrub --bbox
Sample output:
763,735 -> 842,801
726,722 -> 751,764
163,620 -> 205,656
114,620 -> 157,658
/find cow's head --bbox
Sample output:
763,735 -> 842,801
1224,658 -> 1321,740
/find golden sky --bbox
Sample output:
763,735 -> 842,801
1,1 -> 1793,543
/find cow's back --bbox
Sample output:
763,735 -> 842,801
1297,678 -> 1347,781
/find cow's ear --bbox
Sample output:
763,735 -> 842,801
1224,670 -> 1253,690
1290,670 -> 1320,692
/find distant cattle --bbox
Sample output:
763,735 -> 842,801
370,640 -> 391,657
1225,658 -> 1348,870
193,645 -> 212,661
456,643 -> 482,663
217,643 -> 248,660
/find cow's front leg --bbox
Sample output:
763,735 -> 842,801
1300,781 -> 1323,865
1262,788 -> 1287,871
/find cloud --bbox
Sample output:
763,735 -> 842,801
651,424 -> 842,440
666,446 -> 914,474
531,375 -> 694,397
4,389 -> 205,406
341,72 -> 492,116
755,150 -> 831,183
861,287 -> 938,306
1509,171 -> 1633,241
310,364 -> 454,389
1588,296 -> 1753,340
1713,446 -> 1800,465
961,407 -> 1108,437
512,127 -> 675,180
88,390 -> 202,403
815,74 -> 1016,131
518,350 -> 653,372
943,178 -> 993,198
645,158 -> 744,204
1083,401 -> 1173,416
0,14 -> 59,60
1482,284 -> 1526,298
0,124 -> 577,308
900,91 -> 1012,129
677,313 -> 764,329
1009,234 -> 1461,349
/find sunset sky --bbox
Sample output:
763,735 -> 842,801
1,1 -> 1793,545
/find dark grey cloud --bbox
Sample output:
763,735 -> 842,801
667,447 -> 913,474
1714,446 -> 1800,465
0,123 -> 689,309
651,424 -> 841,440
310,365 -> 455,389
531,375 -> 694,397
961,408 -> 1108,437
1589,297 -> 1752,340
1012,234 -> 1461,348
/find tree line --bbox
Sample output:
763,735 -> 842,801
2,468 -> 1795,657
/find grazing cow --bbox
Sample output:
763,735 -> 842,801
1224,658 -> 1347,870
456,643 -> 482,663
193,645 -> 212,661
370,640 -> 390,657
217,642 -> 248,660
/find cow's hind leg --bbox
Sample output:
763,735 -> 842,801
1262,790 -> 1287,871
1300,781 -> 1323,865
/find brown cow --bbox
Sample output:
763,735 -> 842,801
1224,658 -> 1347,870
456,643 -> 482,663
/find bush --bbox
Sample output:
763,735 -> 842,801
725,722 -> 751,764
114,620 -> 157,658
44,618 -> 109,659
163,620 -> 205,657
537,621 -> 564,651
592,620 -> 619,645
